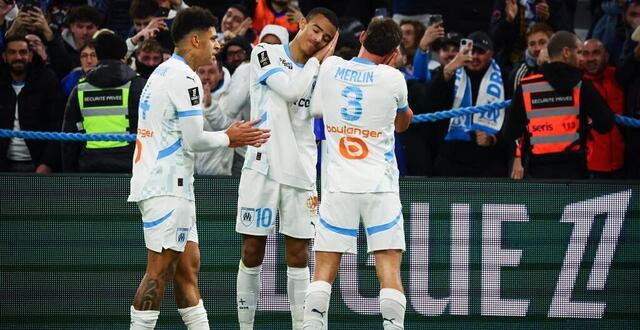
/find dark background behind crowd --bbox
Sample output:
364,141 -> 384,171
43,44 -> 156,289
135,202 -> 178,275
1,0 -> 638,180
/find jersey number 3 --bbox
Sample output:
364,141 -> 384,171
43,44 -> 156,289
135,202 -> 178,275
340,86 -> 363,121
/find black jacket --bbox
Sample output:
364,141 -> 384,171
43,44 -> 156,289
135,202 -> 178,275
62,60 -> 146,173
0,63 -> 65,171
45,32 -> 80,80
428,66 -> 509,178
499,61 -> 615,179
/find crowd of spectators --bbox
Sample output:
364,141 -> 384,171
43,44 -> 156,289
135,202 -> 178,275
0,0 -> 638,180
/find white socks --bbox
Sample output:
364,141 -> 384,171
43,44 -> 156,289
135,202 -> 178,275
177,299 -> 210,330
302,281 -> 332,330
380,288 -> 406,330
237,260 -> 262,329
130,306 -> 159,330
287,266 -> 310,329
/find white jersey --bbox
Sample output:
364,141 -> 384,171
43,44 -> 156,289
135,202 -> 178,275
243,43 -> 319,190
129,54 -> 205,201
312,56 -> 408,193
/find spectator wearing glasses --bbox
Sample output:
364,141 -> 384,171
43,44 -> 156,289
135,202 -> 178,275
219,36 -> 252,75
430,31 -> 509,177
61,32 -> 146,173
61,40 -> 98,97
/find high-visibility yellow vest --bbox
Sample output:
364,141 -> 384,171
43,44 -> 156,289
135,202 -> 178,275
77,79 -> 131,149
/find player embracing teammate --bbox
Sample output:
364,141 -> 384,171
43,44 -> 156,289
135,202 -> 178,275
303,17 -> 412,330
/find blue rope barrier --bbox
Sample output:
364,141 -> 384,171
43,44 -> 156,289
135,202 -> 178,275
0,130 -> 136,142
615,114 -> 640,128
0,101 -> 638,141
411,100 -> 512,124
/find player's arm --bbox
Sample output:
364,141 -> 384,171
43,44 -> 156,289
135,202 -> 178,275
309,68 -> 325,118
179,112 -> 230,151
395,106 -> 413,132
180,110 -> 270,149
253,44 -> 320,102
393,72 -> 412,132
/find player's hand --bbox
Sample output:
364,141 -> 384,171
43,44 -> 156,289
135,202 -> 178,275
225,120 -> 271,148
313,31 -> 339,63
419,22 -> 445,51
475,130 -> 495,147
510,157 -> 524,179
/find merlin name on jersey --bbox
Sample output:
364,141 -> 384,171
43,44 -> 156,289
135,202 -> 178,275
334,67 -> 374,84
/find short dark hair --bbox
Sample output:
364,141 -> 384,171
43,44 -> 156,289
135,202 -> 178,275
67,5 -> 102,26
80,39 -> 96,53
306,7 -> 339,29
362,17 -> 402,56
228,4 -> 248,18
547,31 -> 579,58
3,35 -> 30,50
129,0 -> 159,20
525,23 -> 553,39
138,38 -> 165,54
171,6 -> 218,44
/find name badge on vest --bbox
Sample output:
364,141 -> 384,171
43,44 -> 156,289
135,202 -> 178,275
83,90 -> 124,107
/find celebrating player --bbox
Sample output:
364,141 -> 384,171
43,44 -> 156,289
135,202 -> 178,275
235,7 -> 338,330
303,17 -> 413,330
128,7 -> 269,330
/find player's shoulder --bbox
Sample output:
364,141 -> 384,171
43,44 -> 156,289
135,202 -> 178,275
252,42 -> 282,57
318,56 -> 343,74
162,57 -> 199,86
378,64 -> 407,85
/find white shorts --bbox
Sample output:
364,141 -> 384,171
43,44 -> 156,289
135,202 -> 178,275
314,191 -> 405,254
236,169 -> 317,239
137,196 -> 198,253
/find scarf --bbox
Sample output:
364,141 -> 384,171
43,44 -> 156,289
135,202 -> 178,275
445,59 -> 505,141
519,0 -> 537,26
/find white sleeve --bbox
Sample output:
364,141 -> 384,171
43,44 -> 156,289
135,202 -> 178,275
168,73 -> 230,151
309,64 -> 328,118
251,44 -> 320,102
203,101 -> 235,131
395,71 -> 409,112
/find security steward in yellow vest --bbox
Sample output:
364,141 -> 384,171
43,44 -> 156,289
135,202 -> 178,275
62,32 -> 146,173
493,31 -> 614,179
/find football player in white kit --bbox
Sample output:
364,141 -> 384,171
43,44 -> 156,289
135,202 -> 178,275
234,7 -> 338,330
128,7 -> 270,330
303,18 -> 413,330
